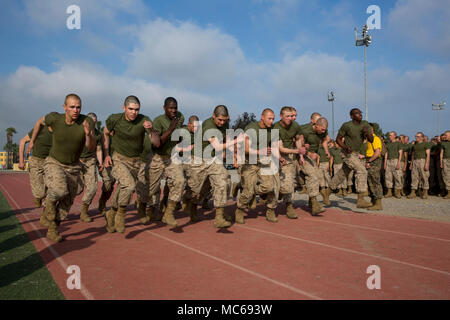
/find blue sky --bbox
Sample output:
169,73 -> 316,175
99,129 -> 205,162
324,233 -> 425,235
1,0 -> 449,149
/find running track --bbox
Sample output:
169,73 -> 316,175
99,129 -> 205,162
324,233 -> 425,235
1,172 -> 449,300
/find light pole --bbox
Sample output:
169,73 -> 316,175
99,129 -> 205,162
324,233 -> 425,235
328,91 -> 335,138
355,24 -> 372,121
432,101 -> 446,136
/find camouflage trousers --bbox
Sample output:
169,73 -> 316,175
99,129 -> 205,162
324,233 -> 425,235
28,156 -> 47,200
299,156 -> 321,198
101,165 -> 115,194
384,159 -> 404,190
110,153 -> 148,207
147,154 -> 185,206
44,156 -> 84,221
237,163 -> 279,210
333,164 -> 347,189
295,161 -> 306,188
188,158 -> 228,208
279,155 -> 296,203
80,156 -> 98,205
411,159 -> 430,190
442,158 -> 450,190
318,162 -> 330,188
329,152 -> 368,193
182,161 -> 212,202
347,169 -> 354,187
367,158 -> 383,199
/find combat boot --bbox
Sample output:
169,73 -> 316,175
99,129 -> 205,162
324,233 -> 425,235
300,187 -> 308,194
385,188 -> 392,198
336,188 -> 343,196
401,189 -> 406,196
231,182 -> 241,198
105,207 -> 116,233
347,186 -> 353,194
33,197 -> 42,208
286,202 -> 298,219
320,188 -> 331,206
234,208 -> 245,224
421,189 -> 428,199
249,195 -> 257,209
160,195 -> 168,216
310,196 -> 325,216
394,189 -> 402,199
146,205 -> 160,222
137,201 -> 149,224
356,193 -> 372,208
440,189 -> 446,197
189,202 -> 199,223
45,200 -> 57,222
407,190 -> 417,199
46,220 -> 63,242
80,203 -> 92,223
213,207 -> 232,228
265,208 -> 278,223
368,198 -> 383,211
98,193 -> 108,216
342,188 -> 348,196
201,198 -> 211,210
113,206 -> 127,233
162,200 -> 178,227
40,207 -> 50,227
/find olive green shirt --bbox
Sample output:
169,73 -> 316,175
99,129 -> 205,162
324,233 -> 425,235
412,142 -> 430,159
105,113 -> 151,158
338,120 -> 371,153
273,121 -> 302,149
201,117 -> 229,158
244,121 -> 273,162
440,141 -> 450,159
152,112 -> 185,157
330,147 -> 343,165
45,112 -> 94,165
140,133 -> 153,162
385,141 -> 402,160
317,146 -> 330,163
28,125 -> 52,159
80,128 -> 101,159
299,123 -> 328,153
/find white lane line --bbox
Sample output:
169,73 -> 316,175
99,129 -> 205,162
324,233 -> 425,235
0,183 -> 95,300
237,224 -> 450,277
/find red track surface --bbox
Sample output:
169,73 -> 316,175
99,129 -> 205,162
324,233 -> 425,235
1,172 -> 450,300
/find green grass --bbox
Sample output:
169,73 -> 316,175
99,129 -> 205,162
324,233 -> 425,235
0,191 -> 65,300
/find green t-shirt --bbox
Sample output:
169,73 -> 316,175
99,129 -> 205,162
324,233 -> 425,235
45,112 -> 94,165
299,123 -> 328,153
385,141 -> 402,160
106,113 -> 151,158
201,117 -> 229,158
360,142 -> 368,155
244,121 -> 273,162
317,146 -> 329,163
440,141 -> 450,159
412,142 -> 430,159
152,112 -> 185,157
273,121 -> 302,149
330,147 -> 343,165
28,125 -> 52,159
430,143 -> 440,156
80,128 -> 101,159
338,120 -> 371,153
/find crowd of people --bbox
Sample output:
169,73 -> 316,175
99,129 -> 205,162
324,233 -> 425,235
18,93 -> 450,242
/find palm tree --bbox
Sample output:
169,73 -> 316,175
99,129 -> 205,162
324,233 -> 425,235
6,127 -> 16,169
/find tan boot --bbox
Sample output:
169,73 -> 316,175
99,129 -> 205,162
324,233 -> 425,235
45,200 -> 57,222
300,187 -> 308,194
234,208 -> 245,224
385,188 -> 392,198
80,203 -> 92,223
368,198 -> 383,211
33,197 -> 42,208
40,207 -> 50,227
342,188 -> 348,196
46,220 -> 63,242
320,188 -> 331,206
105,208 -> 117,233
213,207 -> 232,228
394,189 -> 402,199
201,198 -> 210,210
336,188 -> 343,196
114,206 -> 127,233
189,202 -> 199,223
421,189 -> 428,199
347,186 -> 353,194
356,193 -> 372,208
249,195 -> 257,209
407,190 -> 417,199
162,200 -> 178,227
286,202 -> 298,219
265,208 -> 278,223
310,196 -> 325,216
137,201 -> 149,224
146,205 -> 160,222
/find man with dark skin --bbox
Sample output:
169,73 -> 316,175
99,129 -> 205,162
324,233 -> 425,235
325,108 -> 373,208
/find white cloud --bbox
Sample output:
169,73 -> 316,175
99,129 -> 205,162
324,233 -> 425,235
387,0 -> 450,55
